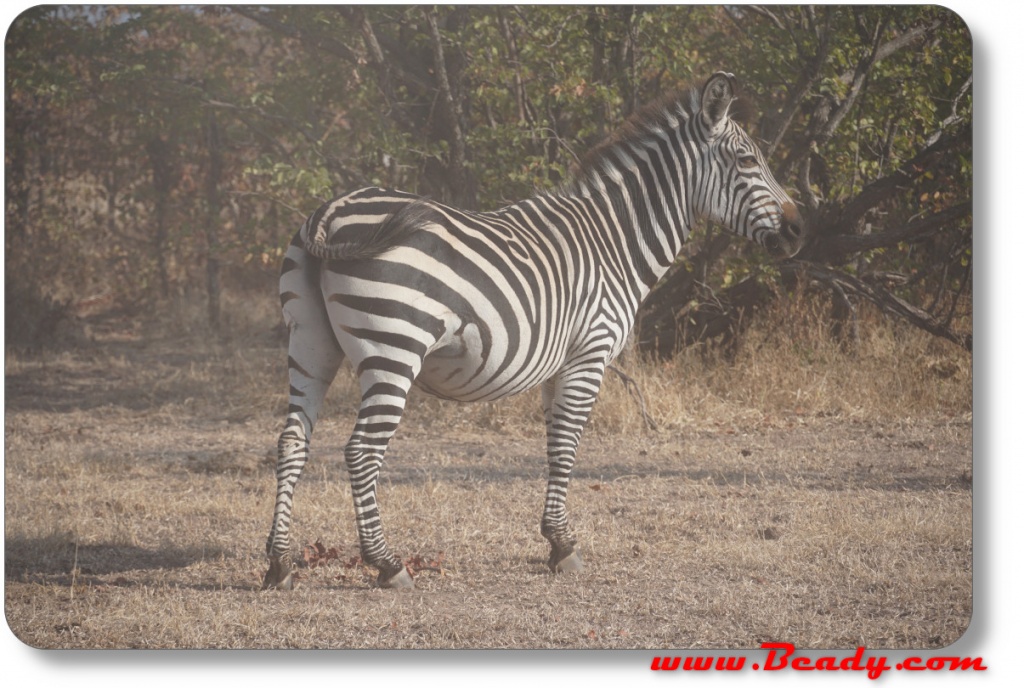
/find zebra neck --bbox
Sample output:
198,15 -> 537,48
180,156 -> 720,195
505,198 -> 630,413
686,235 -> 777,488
566,161 -> 694,301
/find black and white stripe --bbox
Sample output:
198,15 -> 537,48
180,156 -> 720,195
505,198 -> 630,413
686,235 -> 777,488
262,72 -> 805,590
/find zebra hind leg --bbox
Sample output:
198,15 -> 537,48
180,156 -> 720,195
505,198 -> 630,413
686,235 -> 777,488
344,370 -> 418,589
263,326 -> 344,591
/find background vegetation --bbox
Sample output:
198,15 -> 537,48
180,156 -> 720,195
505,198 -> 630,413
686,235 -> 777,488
5,5 -> 971,357
4,6 -> 973,651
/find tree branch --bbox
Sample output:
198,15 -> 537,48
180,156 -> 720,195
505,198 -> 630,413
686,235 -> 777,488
817,12 -> 887,142
637,231 -> 734,357
763,7 -> 832,155
338,6 -> 420,134
424,8 -> 473,207
606,365 -> 658,431
822,126 -> 970,240
230,6 -> 360,63
496,7 -> 532,126
425,9 -> 466,172
927,74 -> 973,147
747,5 -> 787,33
786,260 -> 972,351
838,19 -> 942,86
824,201 -> 971,259
776,16 -> 943,180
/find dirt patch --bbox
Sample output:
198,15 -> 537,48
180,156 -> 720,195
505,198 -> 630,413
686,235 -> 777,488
4,327 -> 971,649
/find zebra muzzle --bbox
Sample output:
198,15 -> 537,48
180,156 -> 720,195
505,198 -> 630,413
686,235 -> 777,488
780,203 -> 807,251
763,204 -> 806,258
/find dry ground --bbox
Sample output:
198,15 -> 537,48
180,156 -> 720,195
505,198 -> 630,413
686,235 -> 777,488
4,304 -> 972,650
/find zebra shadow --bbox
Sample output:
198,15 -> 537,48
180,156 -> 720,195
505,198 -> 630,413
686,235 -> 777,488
4,330 -> 283,414
5,355 -> 224,414
352,454 -> 969,495
5,535 -> 228,584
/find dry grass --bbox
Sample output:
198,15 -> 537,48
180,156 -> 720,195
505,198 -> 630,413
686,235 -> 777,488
4,293 -> 972,649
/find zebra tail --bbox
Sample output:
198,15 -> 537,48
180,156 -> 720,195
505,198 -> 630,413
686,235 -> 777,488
302,197 -> 435,261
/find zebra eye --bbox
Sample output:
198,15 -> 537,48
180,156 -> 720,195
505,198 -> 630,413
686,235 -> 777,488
738,154 -> 758,168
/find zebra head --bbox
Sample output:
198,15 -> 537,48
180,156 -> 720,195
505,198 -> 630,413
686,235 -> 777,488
697,72 -> 806,258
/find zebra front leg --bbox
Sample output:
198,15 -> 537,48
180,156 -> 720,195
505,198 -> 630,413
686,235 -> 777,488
540,368 -> 603,573
344,376 -> 416,589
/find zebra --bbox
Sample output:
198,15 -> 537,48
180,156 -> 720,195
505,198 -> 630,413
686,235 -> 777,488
262,72 -> 805,590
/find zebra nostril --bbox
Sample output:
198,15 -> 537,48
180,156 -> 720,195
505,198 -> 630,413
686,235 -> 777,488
780,201 -> 801,231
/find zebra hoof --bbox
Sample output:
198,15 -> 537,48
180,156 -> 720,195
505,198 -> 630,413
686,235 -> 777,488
378,566 -> 415,590
552,550 -> 584,574
262,556 -> 295,591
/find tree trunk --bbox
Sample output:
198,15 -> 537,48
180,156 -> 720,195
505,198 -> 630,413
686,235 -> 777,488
146,136 -> 174,299
204,110 -> 223,331
636,232 -> 732,357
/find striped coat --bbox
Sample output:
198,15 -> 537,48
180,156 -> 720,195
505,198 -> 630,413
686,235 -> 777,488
263,72 -> 805,590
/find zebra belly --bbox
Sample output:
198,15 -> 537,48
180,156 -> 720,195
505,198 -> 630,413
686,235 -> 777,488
415,325 -> 558,403
416,323 -> 491,401
320,231 -> 581,402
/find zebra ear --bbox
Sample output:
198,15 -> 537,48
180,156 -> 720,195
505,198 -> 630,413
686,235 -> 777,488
701,72 -> 737,132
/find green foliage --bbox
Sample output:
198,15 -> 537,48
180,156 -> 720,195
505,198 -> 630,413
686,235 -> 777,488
5,5 -> 971,351
245,158 -> 333,204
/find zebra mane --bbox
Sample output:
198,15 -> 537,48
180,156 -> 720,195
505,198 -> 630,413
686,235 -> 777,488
303,75 -> 757,262
567,78 -> 754,189
305,196 -> 436,261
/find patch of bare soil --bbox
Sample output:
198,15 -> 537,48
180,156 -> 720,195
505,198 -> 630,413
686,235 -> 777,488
4,329 -> 971,650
